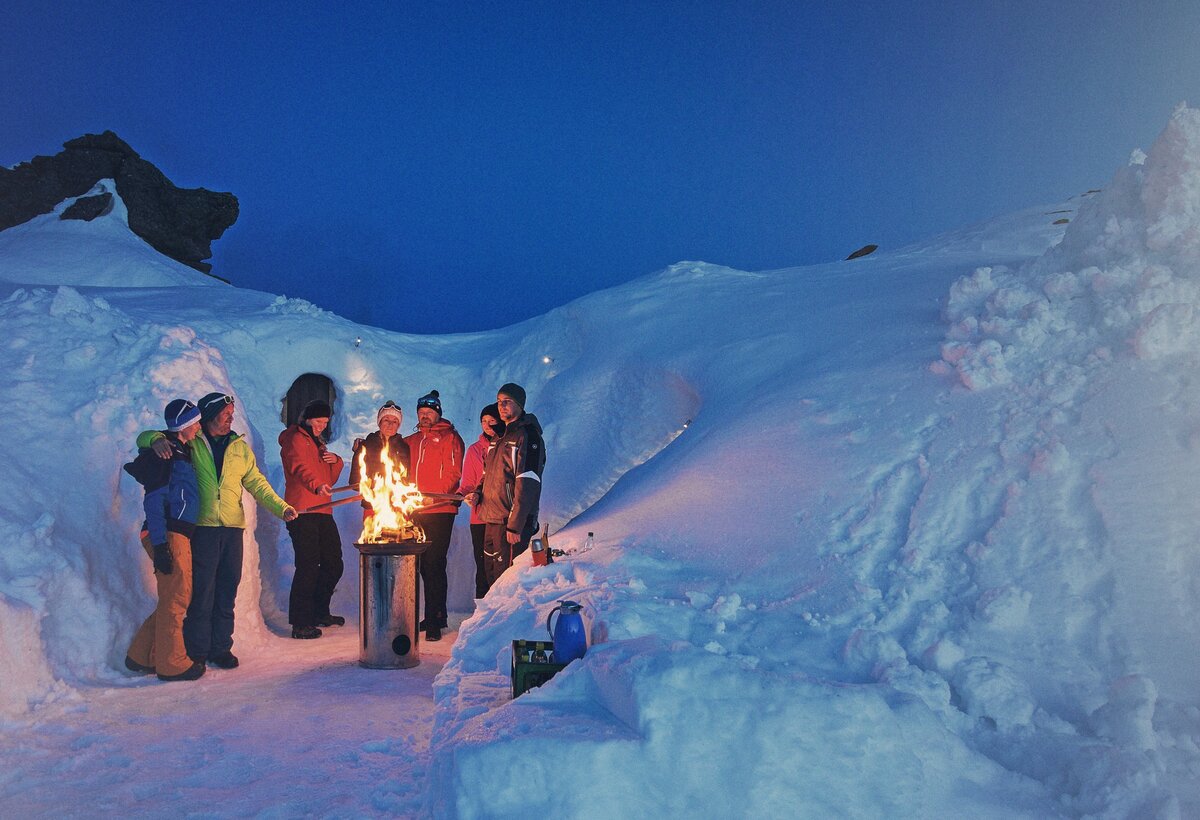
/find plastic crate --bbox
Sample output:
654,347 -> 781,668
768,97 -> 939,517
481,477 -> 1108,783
511,639 -> 568,698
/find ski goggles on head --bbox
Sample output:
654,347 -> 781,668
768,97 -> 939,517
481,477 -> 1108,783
198,392 -> 235,421
377,401 -> 403,424
417,396 -> 440,410
165,400 -> 200,432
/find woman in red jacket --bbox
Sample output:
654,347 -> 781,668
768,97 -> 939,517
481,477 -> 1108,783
279,400 -> 345,639
404,390 -> 464,641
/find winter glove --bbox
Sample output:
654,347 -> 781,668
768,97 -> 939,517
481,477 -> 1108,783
152,543 -> 173,575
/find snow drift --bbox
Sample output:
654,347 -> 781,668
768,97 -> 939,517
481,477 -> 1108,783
2,108 -> 1200,817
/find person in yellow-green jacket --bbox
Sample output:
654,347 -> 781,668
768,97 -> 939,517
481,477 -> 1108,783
140,391 -> 298,669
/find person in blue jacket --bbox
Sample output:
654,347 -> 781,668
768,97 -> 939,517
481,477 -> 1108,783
123,399 -> 206,682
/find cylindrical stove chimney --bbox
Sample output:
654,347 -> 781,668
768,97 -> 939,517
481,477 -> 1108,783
356,540 -> 428,668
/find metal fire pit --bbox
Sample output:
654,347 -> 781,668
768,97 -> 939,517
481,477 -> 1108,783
355,540 -> 428,669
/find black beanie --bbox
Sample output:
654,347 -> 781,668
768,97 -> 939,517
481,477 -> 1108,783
497,383 -> 526,409
417,389 -> 442,416
302,399 -> 332,420
481,403 -> 506,438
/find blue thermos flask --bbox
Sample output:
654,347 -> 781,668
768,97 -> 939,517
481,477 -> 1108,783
546,600 -> 587,663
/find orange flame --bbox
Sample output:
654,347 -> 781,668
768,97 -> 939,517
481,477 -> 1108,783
357,439 -> 426,543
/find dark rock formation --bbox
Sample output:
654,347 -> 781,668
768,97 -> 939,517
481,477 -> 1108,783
846,244 -> 878,261
60,192 -> 113,222
0,131 -> 237,274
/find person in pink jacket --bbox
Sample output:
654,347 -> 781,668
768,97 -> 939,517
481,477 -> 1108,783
404,390 -> 465,641
279,400 -> 345,639
457,403 -> 505,598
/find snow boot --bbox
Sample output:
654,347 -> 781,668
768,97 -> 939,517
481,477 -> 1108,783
208,651 -> 239,669
292,626 -> 322,639
158,659 -> 205,682
124,655 -> 155,675
316,615 -> 345,627
425,626 -> 442,642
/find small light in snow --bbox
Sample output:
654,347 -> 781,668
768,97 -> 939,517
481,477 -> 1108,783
355,336 -> 362,348
542,355 -> 553,364
683,419 -> 692,428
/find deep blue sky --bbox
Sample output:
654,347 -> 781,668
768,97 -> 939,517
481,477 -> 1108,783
5,2 -> 1200,333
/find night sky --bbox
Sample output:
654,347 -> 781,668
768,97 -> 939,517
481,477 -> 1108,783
5,2 -> 1200,333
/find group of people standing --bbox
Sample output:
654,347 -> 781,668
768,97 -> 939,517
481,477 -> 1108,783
122,381 -> 545,682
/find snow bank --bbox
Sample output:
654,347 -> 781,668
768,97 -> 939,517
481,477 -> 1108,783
426,107 -> 1200,818
4,108 -> 1200,817
0,284 -> 253,711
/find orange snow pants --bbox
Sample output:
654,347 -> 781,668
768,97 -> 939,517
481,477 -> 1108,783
126,531 -> 193,676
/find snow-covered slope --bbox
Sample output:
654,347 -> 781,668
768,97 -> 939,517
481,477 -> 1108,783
3,108 -> 1200,817
0,179 -> 224,288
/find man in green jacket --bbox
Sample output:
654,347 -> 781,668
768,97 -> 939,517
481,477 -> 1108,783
141,391 -> 297,668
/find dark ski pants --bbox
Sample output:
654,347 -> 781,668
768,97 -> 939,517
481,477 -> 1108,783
414,512 -> 455,629
184,526 -> 243,661
286,513 -> 344,628
470,522 -> 489,598
482,518 -> 535,589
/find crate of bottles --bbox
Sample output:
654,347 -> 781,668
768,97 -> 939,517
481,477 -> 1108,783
511,639 -> 568,698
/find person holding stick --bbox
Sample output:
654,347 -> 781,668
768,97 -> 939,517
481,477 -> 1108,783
279,400 -> 346,639
349,400 -> 411,520
139,392 -> 297,669
404,390 -> 464,642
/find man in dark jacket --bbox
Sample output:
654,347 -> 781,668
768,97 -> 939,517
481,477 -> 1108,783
477,383 -> 546,586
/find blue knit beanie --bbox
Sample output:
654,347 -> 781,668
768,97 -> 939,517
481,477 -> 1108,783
164,399 -> 201,432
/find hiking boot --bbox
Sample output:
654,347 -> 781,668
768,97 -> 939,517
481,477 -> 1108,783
157,660 -> 205,682
316,615 -> 345,627
425,626 -> 442,642
124,655 -> 154,675
208,651 -> 239,669
292,626 -> 322,640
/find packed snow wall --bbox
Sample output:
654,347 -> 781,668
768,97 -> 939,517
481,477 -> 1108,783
0,288 -> 260,715
426,108 -> 1200,817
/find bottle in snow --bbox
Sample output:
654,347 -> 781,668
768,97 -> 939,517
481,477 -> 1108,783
584,532 -> 594,551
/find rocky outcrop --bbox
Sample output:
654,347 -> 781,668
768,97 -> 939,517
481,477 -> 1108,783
0,132 -> 237,274
60,192 -> 113,222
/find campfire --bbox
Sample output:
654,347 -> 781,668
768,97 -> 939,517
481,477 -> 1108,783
357,440 -> 426,544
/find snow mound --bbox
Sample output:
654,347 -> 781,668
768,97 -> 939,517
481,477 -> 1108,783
3,108 -> 1200,817
0,285 -> 253,712
0,180 -> 223,288
938,103 -> 1200,389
